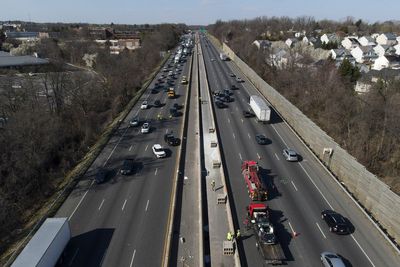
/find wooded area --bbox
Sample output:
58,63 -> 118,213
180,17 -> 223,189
0,23 -> 185,254
208,17 -> 400,194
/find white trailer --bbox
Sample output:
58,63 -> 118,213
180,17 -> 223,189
12,218 -> 71,267
249,95 -> 271,123
219,52 -> 228,61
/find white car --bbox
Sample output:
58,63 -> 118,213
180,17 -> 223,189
152,144 -> 166,158
141,101 -> 148,110
129,117 -> 139,127
141,122 -> 150,134
283,148 -> 298,162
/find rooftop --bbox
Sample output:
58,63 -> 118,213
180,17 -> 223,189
0,51 -> 49,68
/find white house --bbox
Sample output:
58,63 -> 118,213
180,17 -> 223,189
351,46 -> 378,63
285,38 -> 298,48
373,56 -> 390,70
341,37 -> 359,50
330,48 -> 345,60
252,40 -> 271,50
358,36 -> 376,46
320,33 -> 341,44
376,33 -> 397,46
394,43 -> 400,56
373,44 -> 396,57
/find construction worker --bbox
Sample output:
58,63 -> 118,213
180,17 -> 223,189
211,179 -> 216,191
236,229 -> 241,240
227,231 -> 232,241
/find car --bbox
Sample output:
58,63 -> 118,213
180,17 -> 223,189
151,88 -> 158,94
163,67 -> 168,72
320,252 -> 346,267
181,76 -> 188,84
211,58 -> 215,62
164,86 -> 170,92
169,108 -> 179,117
154,100 -> 162,107
95,168 -> 108,184
120,159 -> 135,175
152,144 -> 166,158
321,210 -> 351,234
129,117 -> 140,127
173,103 -> 182,110
221,95 -> 232,103
255,134 -> 268,145
243,110 -> 254,118
236,77 -> 243,83
141,122 -> 150,133
229,72 -> 235,77
231,84 -> 238,90
164,133 -> 180,146
215,101 -> 226,108
224,89 -> 232,96
140,101 -> 148,110
282,148 -> 298,161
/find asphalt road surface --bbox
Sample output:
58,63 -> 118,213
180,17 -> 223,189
56,49 -> 192,267
200,34 -> 400,267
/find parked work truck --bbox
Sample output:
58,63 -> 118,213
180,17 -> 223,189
12,217 -> 71,267
242,160 -> 267,201
249,95 -> 271,123
246,203 -> 285,265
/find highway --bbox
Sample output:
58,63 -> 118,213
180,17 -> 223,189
200,35 -> 400,266
56,47 -> 192,267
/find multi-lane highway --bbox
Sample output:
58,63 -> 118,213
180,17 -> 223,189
199,34 -> 400,266
56,46 -> 192,266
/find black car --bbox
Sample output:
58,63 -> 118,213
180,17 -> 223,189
231,84 -> 238,90
215,101 -> 226,108
224,89 -> 232,96
154,100 -> 162,107
95,168 -> 108,184
120,159 -> 135,175
222,95 -> 233,102
151,88 -> 158,94
321,210 -> 351,234
243,110 -> 254,118
255,134 -> 268,145
170,107 -> 179,117
164,133 -> 180,146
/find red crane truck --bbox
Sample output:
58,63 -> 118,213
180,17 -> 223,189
242,160 -> 267,201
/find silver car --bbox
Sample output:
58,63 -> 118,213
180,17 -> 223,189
320,252 -> 346,267
283,148 -> 298,161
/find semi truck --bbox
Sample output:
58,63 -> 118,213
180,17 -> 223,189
246,203 -> 285,265
249,95 -> 271,123
12,217 -> 71,267
219,52 -> 228,61
242,160 -> 267,201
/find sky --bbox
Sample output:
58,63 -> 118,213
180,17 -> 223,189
0,0 -> 399,26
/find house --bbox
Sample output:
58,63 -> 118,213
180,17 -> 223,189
320,33 -> 341,44
341,37 -> 360,50
0,51 -> 49,68
5,31 -> 39,42
285,37 -> 298,48
269,48 -> 288,68
376,33 -> 397,46
330,48 -> 346,60
252,40 -> 271,50
373,55 -> 400,70
373,44 -> 396,57
358,36 -> 376,47
350,46 -> 378,63
394,43 -> 400,56
294,30 -> 306,38
355,68 -> 400,94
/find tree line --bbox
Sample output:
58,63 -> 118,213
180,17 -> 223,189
208,17 -> 400,194
0,23 -> 185,256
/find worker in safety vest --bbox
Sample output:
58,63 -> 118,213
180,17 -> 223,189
227,232 -> 233,241
236,229 -> 241,240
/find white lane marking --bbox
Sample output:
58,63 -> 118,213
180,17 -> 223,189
69,180 -> 94,220
291,181 -> 298,191
257,153 -> 261,159
288,221 -> 296,236
68,248 -> 79,266
122,199 -> 127,211
145,144 -> 149,151
145,200 -> 150,211
351,234 -> 376,267
241,118 -> 243,123
239,153 -> 242,161
298,163 -> 334,210
247,133 -> 251,139
165,129 -> 169,133
242,98 -> 245,102
316,223 -> 326,239
275,153 -> 280,160
129,249 -> 136,267
236,107 -> 238,111
98,199 -> 105,210
103,127 -> 129,166
129,145 -> 133,151
155,168 -> 158,176
228,118 -> 230,123
271,124 -> 289,148
233,133 -> 236,139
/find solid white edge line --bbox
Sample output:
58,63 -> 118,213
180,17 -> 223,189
68,180 -> 94,220
288,221 -> 295,235
291,181 -> 298,191
271,124 -> 289,148
316,222 -> 327,239
103,127 -> 129,167
68,248 -> 79,266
